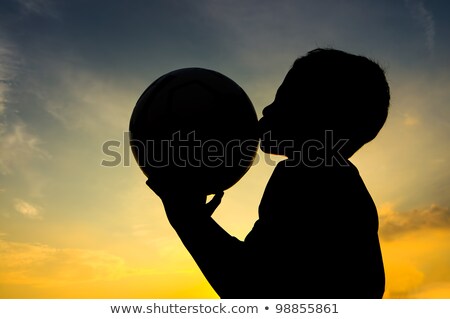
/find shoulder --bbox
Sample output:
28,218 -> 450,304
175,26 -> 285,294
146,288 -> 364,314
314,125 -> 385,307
270,159 -> 361,186
262,159 -> 369,211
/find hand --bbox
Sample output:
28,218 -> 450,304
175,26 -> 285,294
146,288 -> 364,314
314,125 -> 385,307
146,178 -> 224,227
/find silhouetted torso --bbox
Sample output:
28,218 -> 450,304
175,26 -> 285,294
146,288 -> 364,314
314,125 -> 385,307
170,159 -> 385,298
240,160 -> 385,298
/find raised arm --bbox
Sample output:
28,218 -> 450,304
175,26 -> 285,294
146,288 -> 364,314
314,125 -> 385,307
146,180 -> 252,298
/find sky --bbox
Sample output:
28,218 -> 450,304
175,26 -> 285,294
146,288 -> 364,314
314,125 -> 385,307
0,0 -> 450,298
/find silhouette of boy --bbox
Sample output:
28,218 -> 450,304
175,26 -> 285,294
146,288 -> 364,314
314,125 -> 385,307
148,48 -> 390,298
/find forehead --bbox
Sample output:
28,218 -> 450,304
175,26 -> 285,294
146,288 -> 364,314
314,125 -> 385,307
274,67 -> 310,102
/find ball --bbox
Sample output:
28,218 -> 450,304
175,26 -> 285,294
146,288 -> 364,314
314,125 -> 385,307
129,68 -> 259,194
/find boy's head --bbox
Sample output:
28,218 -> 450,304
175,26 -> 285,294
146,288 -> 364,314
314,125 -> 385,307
259,48 -> 390,159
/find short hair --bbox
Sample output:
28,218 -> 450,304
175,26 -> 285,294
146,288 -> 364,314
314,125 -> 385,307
282,48 -> 390,151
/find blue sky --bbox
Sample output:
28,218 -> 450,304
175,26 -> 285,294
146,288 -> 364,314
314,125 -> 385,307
1,0 -> 450,298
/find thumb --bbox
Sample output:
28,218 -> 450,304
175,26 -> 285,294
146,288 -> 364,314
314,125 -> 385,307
204,191 -> 224,217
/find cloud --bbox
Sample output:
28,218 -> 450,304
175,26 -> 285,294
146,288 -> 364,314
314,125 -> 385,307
408,282 -> 450,298
0,239 -> 153,286
14,199 -> 41,219
14,0 -> 58,18
0,34 -> 50,176
379,203 -> 450,298
0,82 -> 7,115
405,0 -> 435,55
132,224 -> 151,238
381,227 -> 450,298
0,121 -> 51,175
39,65 -> 136,134
201,0 -> 307,66
0,37 -> 18,116
403,113 -> 420,126
379,203 -> 450,240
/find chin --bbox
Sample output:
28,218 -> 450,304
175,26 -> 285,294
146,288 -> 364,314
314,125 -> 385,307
259,142 -> 271,154
259,141 -> 285,156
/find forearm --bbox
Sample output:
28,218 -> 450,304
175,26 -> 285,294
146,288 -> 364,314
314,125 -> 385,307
170,216 -> 250,298
149,188 -> 253,297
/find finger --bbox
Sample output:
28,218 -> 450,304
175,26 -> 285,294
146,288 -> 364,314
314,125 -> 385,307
204,191 -> 224,217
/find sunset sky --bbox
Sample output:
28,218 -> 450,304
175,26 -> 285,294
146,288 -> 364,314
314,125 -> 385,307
1,0 -> 450,298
